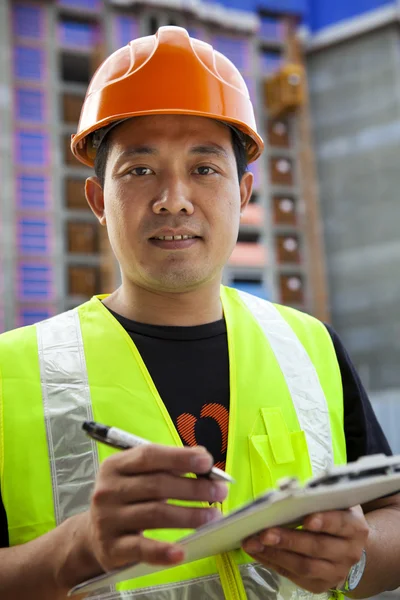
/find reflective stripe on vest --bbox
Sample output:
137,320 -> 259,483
37,310 -> 114,598
69,563 -> 280,600
37,308 -> 99,525
236,290 -> 334,476
35,291 -> 334,600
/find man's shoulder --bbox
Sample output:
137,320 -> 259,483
0,297 -> 107,357
228,287 -> 334,359
273,302 -> 324,330
0,321 -> 37,347
0,305 -> 83,351
228,286 -> 323,330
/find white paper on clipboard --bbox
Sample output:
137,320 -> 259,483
68,454 -> 400,597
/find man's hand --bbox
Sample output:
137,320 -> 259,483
0,444 -> 228,600
242,506 -> 369,594
80,444 -> 228,573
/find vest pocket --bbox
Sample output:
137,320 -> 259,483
248,407 -> 312,498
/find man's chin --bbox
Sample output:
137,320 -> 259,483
145,270 -> 213,293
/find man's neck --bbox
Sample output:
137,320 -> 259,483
102,280 -> 223,326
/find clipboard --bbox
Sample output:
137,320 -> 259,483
69,454 -> 400,596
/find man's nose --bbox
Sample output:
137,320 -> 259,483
152,176 -> 195,215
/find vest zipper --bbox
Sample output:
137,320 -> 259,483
213,502 -> 247,600
215,551 -> 247,600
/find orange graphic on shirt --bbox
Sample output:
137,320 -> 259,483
176,403 -> 229,470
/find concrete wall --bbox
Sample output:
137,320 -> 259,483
307,26 -> 400,450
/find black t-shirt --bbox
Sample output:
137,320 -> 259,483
0,313 -> 391,547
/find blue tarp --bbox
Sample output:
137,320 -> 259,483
308,0 -> 393,31
203,0 -> 307,15
212,0 -> 395,32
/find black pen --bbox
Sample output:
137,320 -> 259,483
83,420 -> 235,484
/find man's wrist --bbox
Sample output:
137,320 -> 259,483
337,550 -> 367,594
53,512 -> 103,594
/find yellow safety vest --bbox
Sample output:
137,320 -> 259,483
0,286 -> 346,600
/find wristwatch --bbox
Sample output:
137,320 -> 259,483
339,549 -> 367,593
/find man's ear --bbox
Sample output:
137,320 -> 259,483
85,177 -> 106,225
239,170 -> 253,216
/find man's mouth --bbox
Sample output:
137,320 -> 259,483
152,235 -> 198,241
149,234 -> 200,249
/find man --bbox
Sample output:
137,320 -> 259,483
0,26 -> 399,600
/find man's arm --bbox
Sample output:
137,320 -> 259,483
353,493 -> 400,598
0,513 -> 98,600
325,324 -> 392,462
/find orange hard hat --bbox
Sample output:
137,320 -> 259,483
71,26 -> 264,167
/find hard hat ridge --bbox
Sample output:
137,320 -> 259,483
71,26 -> 264,167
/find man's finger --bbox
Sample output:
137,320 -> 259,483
252,527 -> 363,564
244,547 -> 348,587
109,501 -> 222,534
92,472 -> 228,505
99,535 -> 185,571
103,444 -> 213,477
303,507 -> 369,540
243,546 -> 346,595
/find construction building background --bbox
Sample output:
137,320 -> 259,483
0,0 -> 399,453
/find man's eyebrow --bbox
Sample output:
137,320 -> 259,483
190,144 -> 229,158
116,146 -> 158,161
115,144 -> 229,162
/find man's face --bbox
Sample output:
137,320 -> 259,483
86,115 -> 253,293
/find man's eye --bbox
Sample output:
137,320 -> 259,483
130,167 -> 153,176
195,166 -> 216,175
